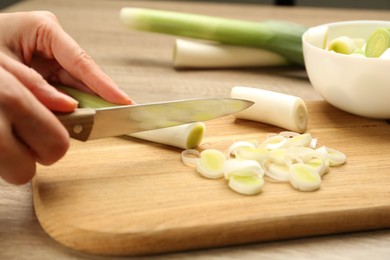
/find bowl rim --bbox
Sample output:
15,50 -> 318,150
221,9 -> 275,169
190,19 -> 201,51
302,19 -> 390,40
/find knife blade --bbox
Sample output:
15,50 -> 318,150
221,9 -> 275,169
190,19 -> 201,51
56,98 -> 253,141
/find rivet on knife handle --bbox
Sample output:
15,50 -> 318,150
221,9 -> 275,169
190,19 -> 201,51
56,108 -> 96,141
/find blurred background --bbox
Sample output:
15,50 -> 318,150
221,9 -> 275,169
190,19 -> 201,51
1,0 -> 390,9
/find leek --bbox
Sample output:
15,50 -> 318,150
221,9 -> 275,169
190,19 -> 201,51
230,86 -> 308,133
324,28 -> 390,58
181,132 -> 346,195
228,175 -> 264,195
266,163 -> 291,181
289,163 -> 321,191
227,141 -> 258,158
316,146 -> 347,166
196,149 -> 226,179
120,7 -> 306,65
327,36 -> 357,55
222,159 -> 264,180
57,86 -> 205,149
365,28 -> 390,58
173,39 -> 288,68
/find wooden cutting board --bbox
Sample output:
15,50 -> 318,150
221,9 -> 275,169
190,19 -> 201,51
33,101 -> 390,256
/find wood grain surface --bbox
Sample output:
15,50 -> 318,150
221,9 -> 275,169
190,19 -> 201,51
33,101 -> 390,256
1,0 -> 390,259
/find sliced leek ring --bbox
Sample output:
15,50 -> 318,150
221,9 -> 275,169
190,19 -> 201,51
196,149 -> 226,179
228,175 -> 264,195
223,159 -> 264,179
316,146 -> 347,166
289,163 -> 321,191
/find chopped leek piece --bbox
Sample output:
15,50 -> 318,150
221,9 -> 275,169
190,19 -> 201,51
316,146 -> 347,166
285,133 -> 312,147
196,149 -> 226,179
227,141 -> 257,158
289,163 -> 321,191
259,135 -> 288,150
310,138 -> 318,149
235,146 -> 269,165
231,86 -> 308,133
305,157 -> 329,176
286,146 -> 316,159
269,148 -> 288,165
228,175 -> 264,195
350,48 -> 366,57
223,159 -> 264,179
131,122 -> 205,149
318,28 -> 390,59
353,38 -> 366,50
279,131 -> 300,138
181,149 -> 200,167
327,36 -> 357,54
365,28 -> 390,58
266,163 -> 290,182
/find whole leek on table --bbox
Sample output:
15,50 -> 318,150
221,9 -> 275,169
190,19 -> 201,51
120,8 -> 307,66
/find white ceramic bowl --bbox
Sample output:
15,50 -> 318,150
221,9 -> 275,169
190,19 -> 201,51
302,20 -> 390,119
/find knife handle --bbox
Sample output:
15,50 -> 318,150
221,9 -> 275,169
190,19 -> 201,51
55,108 -> 95,141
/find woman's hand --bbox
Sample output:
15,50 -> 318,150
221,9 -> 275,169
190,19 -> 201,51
0,11 -> 134,184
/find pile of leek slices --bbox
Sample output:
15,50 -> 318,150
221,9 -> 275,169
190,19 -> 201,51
181,131 -> 346,195
327,27 -> 390,58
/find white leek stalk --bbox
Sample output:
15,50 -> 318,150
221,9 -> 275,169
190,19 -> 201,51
231,86 -> 308,133
173,39 -> 288,68
130,122 -> 205,149
57,86 -> 205,149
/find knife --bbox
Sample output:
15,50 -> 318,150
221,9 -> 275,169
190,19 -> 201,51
56,98 -> 253,141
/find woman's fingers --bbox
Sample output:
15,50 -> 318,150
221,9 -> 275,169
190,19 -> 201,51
0,53 -> 78,112
29,56 -> 98,95
27,11 -> 134,105
1,11 -> 134,105
0,67 -> 70,184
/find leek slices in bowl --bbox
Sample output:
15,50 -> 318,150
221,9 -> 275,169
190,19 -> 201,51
303,20 -> 390,118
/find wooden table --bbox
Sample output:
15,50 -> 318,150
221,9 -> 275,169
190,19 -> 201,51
1,0 -> 389,259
